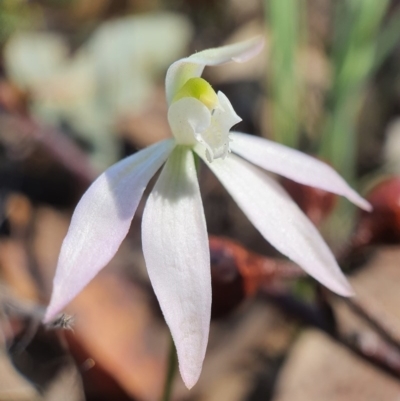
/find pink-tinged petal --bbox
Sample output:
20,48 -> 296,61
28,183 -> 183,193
44,139 -> 175,323
230,132 -> 372,211
142,146 -> 210,389
166,36 -> 264,104
197,150 -> 354,297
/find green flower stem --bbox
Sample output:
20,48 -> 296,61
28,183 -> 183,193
161,336 -> 178,401
193,150 -> 200,174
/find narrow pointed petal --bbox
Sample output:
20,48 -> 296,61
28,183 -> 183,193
197,150 -> 354,296
166,36 -> 264,104
230,132 -> 372,211
142,147 -> 210,389
44,139 -> 175,322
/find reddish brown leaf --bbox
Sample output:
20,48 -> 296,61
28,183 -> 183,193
281,177 -> 337,226
354,177 -> 400,246
209,236 -> 304,317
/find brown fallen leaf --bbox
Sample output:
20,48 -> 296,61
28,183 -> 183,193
334,246 -> 400,357
281,176 -> 337,226
353,177 -> 400,247
0,240 -> 39,302
210,235 -> 304,317
273,330 -> 400,401
65,273 -> 168,401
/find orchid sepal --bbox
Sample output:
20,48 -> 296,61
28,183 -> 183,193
166,36 -> 264,104
44,139 -> 175,323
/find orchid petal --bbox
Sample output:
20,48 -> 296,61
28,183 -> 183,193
198,91 -> 242,162
168,92 -> 241,162
142,146 -> 210,389
166,36 -> 264,104
197,150 -> 354,297
44,139 -> 175,322
230,132 -> 372,211
168,97 -> 211,145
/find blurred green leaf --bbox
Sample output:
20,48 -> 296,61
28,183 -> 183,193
265,0 -> 305,148
374,6 -> 400,71
319,0 -> 391,248
0,0 -> 43,43
321,0 -> 390,182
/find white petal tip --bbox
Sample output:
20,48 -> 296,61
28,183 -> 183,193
43,291 -> 67,323
43,298 -> 65,323
43,308 -> 58,324
181,370 -> 200,390
359,199 -> 373,212
347,190 -> 372,212
335,284 -> 355,298
231,37 -> 265,63
327,277 -> 355,298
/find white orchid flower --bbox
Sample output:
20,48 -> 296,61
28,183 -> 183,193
44,37 -> 371,388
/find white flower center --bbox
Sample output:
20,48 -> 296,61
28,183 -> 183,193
167,78 -> 242,162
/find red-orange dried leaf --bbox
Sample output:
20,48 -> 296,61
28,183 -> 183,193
281,177 -> 337,226
0,80 -> 27,114
209,236 -> 303,317
354,177 -> 400,246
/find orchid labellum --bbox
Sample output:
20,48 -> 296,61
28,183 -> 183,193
44,37 -> 371,388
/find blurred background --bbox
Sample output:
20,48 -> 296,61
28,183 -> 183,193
1,0 -> 400,400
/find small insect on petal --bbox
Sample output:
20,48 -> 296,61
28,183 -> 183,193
46,313 -> 75,331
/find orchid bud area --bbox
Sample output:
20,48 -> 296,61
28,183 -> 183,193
172,77 -> 219,111
168,78 -> 241,162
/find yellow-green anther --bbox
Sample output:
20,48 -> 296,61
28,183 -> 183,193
172,77 -> 219,110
